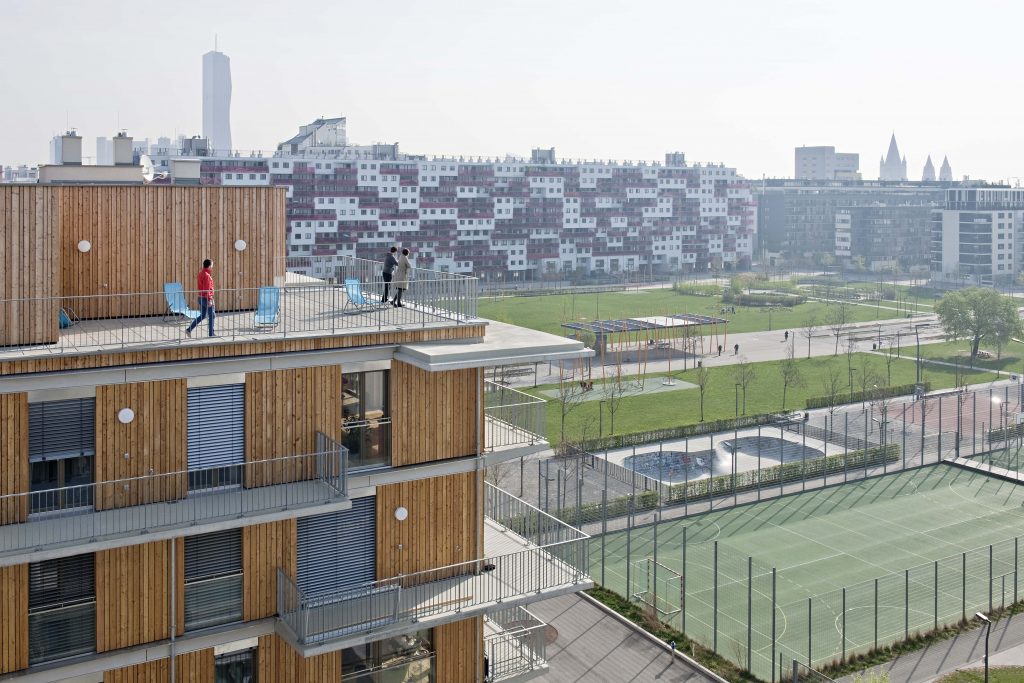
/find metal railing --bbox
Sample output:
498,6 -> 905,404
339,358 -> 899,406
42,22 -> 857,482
485,607 -> 549,681
484,380 -> 547,450
0,439 -> 347,559
277,485 -> 590,647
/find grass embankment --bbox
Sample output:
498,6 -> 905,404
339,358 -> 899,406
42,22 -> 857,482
937,668 -> 1024,682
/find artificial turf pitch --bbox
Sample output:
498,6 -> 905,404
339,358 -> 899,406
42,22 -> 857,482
592,464 -> 1024,676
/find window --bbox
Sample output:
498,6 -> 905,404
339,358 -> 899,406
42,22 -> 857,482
184,529 -> 243,631
29,554 -> 95,664
342,370 -> 390,469
343,629 -> 434,682
29,399 -> 95,513
187,385 -> 245,491
215,648 -> 257,682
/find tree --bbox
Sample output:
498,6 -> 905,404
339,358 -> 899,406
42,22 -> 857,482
857,361 -> 883,407
882,338 -> 899,385
556,372 -> 588,451
604,356 -> 640,435
696,365 -> 711,422
800,315 -> 819,359
825,302 -> 850,355
733,358 -> 756,415
935,287 -> 1023,366
779,346 -> 804,411
821,365 -> 845,419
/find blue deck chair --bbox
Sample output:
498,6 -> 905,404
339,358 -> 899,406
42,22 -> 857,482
164,282 -> 201,322
58,307 -> 79,329
343,277 -> 380,313
254,286 -> 280,327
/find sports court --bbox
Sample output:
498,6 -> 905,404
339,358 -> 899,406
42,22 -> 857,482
592,463 -> 1024,677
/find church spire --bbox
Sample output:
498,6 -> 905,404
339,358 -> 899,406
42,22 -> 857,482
922,155 -> 935,182
939,156 -> 953,182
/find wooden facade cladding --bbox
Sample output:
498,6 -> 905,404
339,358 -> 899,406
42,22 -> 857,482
391,362 -> 480,466
376,472 -> 481,580
94,380 -> 187,510
0,186 -> 60,346
244,365 -> 341,486
102,648 -> 214,683
257,634 -> 341,682
57,185 -> 286,318
0,392 -> 28,524
243,519 -> 297,620
0,564 -> 28,674
0,324 -> 485,378
96,540 -> 173,652
435,617 -> 483,683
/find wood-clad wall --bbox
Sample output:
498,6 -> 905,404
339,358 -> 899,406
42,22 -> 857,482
391,362 -> 480,466
257,634 -> 341,683
0,564 -> 27,674
102,648 -> 214,683
0,393 -> 28,525
96,540 -> 172,652
56,186 -> 286,318
0,186 -> 60,346
376,472 -> 480,580
244,366 -> 341,486
243,519 -> 296,620
94,380 -> 187,510
435,617 -> 483,683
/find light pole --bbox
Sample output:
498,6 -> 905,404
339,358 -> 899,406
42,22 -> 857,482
914,324 -> 924,387
976,612 -> 992,683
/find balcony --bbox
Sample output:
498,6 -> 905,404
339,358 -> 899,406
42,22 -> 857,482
485,607 -> 550,682
0,435 -> 348,565
484,380 -> 547,457
276,483 -> 591,656
0,255 -> 478,359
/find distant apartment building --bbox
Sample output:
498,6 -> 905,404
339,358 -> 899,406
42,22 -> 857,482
1,164 -> 38,182
757,179 -> 949,270
930,187 -> 1024,285
202,49 -> 233,154
794,146 -> 860,180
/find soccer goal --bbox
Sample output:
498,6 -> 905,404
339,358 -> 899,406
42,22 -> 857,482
630,557 -> 683,618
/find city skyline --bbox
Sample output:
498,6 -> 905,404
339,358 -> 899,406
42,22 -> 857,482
3,0 -> 1023,181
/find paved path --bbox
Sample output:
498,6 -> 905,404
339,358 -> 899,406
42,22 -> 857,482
530,593 -> 717,682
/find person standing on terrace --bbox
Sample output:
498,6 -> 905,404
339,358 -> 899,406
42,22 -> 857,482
391,248 -> 412,307
382,246 -> 398,303
185,259 -> 216,338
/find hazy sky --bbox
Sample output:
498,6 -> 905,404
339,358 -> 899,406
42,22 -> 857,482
3,0 -> 1023,181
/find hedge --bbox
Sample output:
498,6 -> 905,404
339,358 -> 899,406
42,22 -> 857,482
721,290 -> 806,307
804,382 -> 930,409
673,283 -> 723,297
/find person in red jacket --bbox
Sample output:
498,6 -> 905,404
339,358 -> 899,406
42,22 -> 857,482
185,259 -> 216,337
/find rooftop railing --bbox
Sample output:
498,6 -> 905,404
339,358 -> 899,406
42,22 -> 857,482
484,380 -> 547,451
277,483 -> 589,649
0,436 -> 347,562
485,607 -> 549,681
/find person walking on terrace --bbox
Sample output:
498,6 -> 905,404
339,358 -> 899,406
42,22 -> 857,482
185,259 -> 216,337
382,246 -> 398,303
391,248 -> 412,307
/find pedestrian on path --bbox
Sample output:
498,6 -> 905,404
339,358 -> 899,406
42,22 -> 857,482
717,344 -> 722,356
734,343 -> 739,355
185,259 -> 216,338
784,330 -> 789,342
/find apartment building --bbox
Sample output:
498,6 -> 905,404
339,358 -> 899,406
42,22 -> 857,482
794,146 -> 860,181
0,183 -> 591,682
930,187 -> 1024,285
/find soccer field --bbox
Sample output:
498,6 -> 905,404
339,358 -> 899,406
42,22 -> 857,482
592,464 -> 1024,677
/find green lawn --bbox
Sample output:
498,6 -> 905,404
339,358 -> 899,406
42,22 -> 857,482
479,289 -> 899,338
937,667 -> 1024,682
539,353 -> 994,443
912,339 -> 1024,375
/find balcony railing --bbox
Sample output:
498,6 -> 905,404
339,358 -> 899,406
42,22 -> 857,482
0,436 -> 347,563
485,607 -> 549,681
484,380 -> 547,451
276,484 -> 590,651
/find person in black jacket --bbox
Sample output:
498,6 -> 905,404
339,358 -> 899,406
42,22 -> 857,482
382,246 -> 398,302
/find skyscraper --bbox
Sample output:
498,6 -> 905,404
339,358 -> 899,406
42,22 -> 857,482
202,48 -> 232,153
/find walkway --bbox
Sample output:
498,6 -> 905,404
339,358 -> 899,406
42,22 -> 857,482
529,593 -> 717,682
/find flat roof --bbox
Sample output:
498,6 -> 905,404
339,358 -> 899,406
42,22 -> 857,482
561,314 -> 727,335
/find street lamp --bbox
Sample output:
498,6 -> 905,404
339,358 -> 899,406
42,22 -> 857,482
914,324 -> 924,387
976,612 -> 992,683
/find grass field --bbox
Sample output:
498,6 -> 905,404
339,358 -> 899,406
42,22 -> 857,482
539,353 -> 994,443
937,666 -> 1024,682
479,289 -> 898,337
591,465 -> 1024,677
912,339 -> 1024,375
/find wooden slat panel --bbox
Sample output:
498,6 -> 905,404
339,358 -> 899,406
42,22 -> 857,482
94,379 -> 187,510
376,472 -> 480,581
96,540 -> 171,652
0,393 -> 28,524
257,634 -> 340,683
174,648 -> 215,683
243,519 -> 297,620
101,648 -> 213,683
0,185 -> 59,346
0,564 -> 28,674
244,366 -> 341,486
391,362 -> 478,466
435,617 -> 483,683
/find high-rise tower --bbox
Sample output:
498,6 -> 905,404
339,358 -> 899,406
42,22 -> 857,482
202,46 -> 232,153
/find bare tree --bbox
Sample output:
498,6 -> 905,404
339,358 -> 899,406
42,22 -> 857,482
733,357 -> 757,415
845,337 -> 858,400
825,302 -> 850,356
821,365 -> 845,419
696,365 -> 712,422
779,346 -> 804,411
605,356 -> 640,435
556,373 -> 588,452
801,315 -> 819,359
882,339 -> 899,386
857,361 -> 883,407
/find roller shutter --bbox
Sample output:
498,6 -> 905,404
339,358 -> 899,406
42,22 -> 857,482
297,495 -> 376,597
187,384 -> 245,470
28,399 -> 95,461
